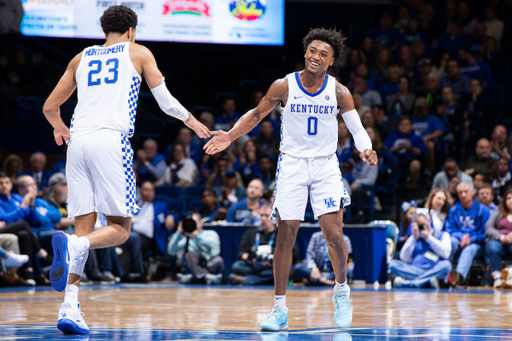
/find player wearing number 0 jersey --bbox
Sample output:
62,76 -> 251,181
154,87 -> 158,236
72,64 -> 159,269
204,28 -> 378,331
42,5 -> 209,335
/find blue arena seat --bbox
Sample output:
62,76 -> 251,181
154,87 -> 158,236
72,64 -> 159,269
188,200 -> 203,212
180,185 -> 206,200
165,199 -> 187,217
155,185 -> 182,200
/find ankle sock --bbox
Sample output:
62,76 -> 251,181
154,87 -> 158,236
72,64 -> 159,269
64,284 -> 79,306
274,295 -> 287,310
334,280 -> 350,296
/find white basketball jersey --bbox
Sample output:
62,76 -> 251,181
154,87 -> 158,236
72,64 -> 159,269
71,42 -> 141,140
280,72 -> 338,158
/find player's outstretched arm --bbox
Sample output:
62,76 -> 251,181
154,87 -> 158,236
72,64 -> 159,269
42,53 -> 80,146
204,78 -> 287,155
336,81 -> 378,166
132,44 -> 210,139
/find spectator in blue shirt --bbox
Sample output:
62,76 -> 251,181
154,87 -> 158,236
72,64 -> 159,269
18,152 -> 53,197
437,22 -> 467,59
445,181 -> 490,286
134,139 -> 167,184
458,46 -> 493,87
411,97 -> 445,180
368,13 -> 401,51
385,116 -> 426,191
255,120 -> 279,161
378,65 -> 401,102
258,156 -> 275,200
401,18 -> 430,47
390,212 -> 452,288
439,60 -> 470,98
214,98 -> 240,131
227,179 -> 265,225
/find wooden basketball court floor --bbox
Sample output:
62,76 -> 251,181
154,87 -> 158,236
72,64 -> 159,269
1,284 -> 512,340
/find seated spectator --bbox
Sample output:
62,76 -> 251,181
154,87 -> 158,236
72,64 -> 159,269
430,52 -> 450,80
367,13 -> 400,51
18,152 -> 52,197
485,189 -> 512,288
258,156 -> 275,199
372,104 -> 398,141
417,189 -> 450,234
492,158 -> 511,201
3,154 -> 22,189
396,46 -> 415,80
458,46 -> 493,87
378,65 -> 401,101
436,87 -> 458,136
385,115 -> 425,191
411,97 -> 446,179
371,48 -> 394,85
294,231 -> 353,285
354,77 -> 382,107
457,79 -> 486,146
440,60 -> 470,98
197,189 -> 219,222
437,22 -> 467,59
490,125 -> 509,161
229,205 -> 298,285
214,98 -> 240,131
0,172 -> 49,284
482,36 -> 503,74
424,74 -> 442,113
160,143 -> 199,187
412,58 -> 431,96
226,179 -> 265,225
361,36 -> 377,65
390,212 -> 452,288
212,169 -> 246,208
134,139 -> 166,184
477,184 -> 498,215
0,235 -> 30,286
353,93 -> 370,118
462,138 -> 495,178
255,121 -> 279,160
129,181 -> 177,258
432,157 -> 473,192
205,154 -> 240,189
168,212 -> 223,285
192,111 -> 214,148
361,111 -> 375,129
165,127 -> 203,166
484,6 -> 503,41
386,76 -> 415,116
234,140 -> 261,186
401,17 -> 430,47
473,173 -> 491,191
446,181 -> 490,286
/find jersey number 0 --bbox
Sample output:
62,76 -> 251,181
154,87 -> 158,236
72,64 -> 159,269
88,58 -> 119,86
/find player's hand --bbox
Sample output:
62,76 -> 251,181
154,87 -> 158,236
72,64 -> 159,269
184,113 -> 210,139
411,222 -> 420,240
54,126 -> 70,146
204,130 -> 231,155
310,267 -> 321,280
360,149 -> 378,166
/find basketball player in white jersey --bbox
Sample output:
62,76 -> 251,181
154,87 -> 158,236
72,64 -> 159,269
204,28 -> 377,331
42,6 -> 209,334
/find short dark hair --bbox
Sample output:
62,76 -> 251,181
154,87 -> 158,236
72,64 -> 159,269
398,115 -> 413,124
100,5 -> 138,35
0,171 -> 8,179
303,28 -> 345,62
444,156 -> 458,165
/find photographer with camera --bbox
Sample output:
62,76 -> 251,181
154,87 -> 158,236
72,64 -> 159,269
390,213 -> 452,288
229,205 -> 299,285
167,212 -> 223,285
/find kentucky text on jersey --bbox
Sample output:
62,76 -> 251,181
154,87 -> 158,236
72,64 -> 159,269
84,45 -> 125,57
289,104 -> 335,114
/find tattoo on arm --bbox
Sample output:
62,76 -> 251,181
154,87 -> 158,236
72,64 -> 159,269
336,82 -> 344,103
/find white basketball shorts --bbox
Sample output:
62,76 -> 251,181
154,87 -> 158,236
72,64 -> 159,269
272,153 -> 351,222
66,129 -> 139,218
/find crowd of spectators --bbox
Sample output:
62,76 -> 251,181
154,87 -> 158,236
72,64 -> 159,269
2,0 -> 512,288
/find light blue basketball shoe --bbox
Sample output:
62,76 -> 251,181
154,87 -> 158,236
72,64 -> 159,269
333,293 -> 353,328
260,307 -> 289,332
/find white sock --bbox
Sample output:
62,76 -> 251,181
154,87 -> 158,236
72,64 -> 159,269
64,284 -> 79,306
71,236 -> 91,257
334,280 -> 350,296
274,295 -> 287,310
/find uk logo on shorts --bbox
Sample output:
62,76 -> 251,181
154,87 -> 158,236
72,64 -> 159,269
324,197 -> 336,208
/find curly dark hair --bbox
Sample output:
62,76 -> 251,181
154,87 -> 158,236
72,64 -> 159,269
303,28 -> 345,61
100,5 -> 138,35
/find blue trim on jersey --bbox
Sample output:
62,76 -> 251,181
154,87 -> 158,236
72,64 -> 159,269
121,133 -> 139,216
294,72 -> 328,97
